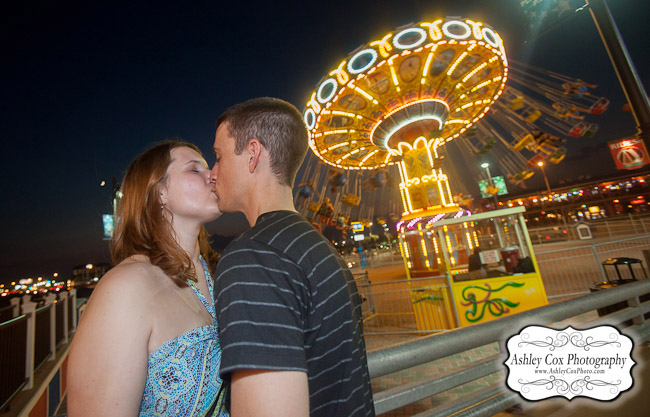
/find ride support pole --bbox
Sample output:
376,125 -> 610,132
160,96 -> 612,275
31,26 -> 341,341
586,0 -> 650,141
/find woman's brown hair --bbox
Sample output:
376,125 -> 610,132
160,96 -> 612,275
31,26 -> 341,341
111,140 -> 218,286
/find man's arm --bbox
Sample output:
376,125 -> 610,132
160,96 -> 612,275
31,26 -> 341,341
230,370 -> 309,417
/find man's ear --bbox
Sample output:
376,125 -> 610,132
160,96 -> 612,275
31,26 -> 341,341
248,139 -> 263,173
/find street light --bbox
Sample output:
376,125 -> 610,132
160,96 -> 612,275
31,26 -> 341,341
537,161 -> 552,194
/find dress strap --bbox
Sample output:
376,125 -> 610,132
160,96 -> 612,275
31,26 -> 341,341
188,256 -> 216,322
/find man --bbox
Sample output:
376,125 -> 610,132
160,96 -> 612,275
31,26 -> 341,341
210,97 -> 375,417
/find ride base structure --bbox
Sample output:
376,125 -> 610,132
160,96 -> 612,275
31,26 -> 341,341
304,17 -> 548,330
397,206 -> 548,329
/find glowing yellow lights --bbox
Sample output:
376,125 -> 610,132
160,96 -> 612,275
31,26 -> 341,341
360,149 -> 378,164
447,52 -> 468,76
389,64 -> 400,91
402,241 -> 411,261
420,19 -> 443,41
354,85 -> 375,101
370,33 -> 394,58
462,61 -> 488,83
422,44 -> 438,81
304,16 -> 507,171
329,61 -> 350,85
327,142 -> 350,151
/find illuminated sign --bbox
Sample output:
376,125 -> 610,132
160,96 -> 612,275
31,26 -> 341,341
103,214 -> 114,240
478,176 -> 508,198
608,137 -> 650,170
351,222 -> 364,232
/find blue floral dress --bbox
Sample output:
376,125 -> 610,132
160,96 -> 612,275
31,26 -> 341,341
140,258 -> 227,416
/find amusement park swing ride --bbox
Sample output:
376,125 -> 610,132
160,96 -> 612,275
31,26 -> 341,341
299,17 -> 608,329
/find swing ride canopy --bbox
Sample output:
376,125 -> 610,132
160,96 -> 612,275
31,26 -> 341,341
304,17 -> 508,171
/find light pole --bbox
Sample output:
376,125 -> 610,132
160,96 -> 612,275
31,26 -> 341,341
537,161 -> 551,194
537,161 -> 567,229
481,162 -> 498,209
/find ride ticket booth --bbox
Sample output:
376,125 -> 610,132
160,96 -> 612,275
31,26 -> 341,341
398,206 -> 548,330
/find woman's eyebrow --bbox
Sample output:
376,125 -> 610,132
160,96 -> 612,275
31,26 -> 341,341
184,159 -> 208,167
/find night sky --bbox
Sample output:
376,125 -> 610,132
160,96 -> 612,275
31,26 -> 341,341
2,0 -> 649,285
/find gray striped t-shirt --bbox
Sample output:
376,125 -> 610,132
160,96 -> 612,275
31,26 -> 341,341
214,210 -> 374,417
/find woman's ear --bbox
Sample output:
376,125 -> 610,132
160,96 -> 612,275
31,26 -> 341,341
159,185 -> 168,206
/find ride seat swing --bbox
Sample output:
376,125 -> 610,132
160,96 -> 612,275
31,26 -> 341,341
476,139 -> 497,154
507,169 -> 534,184
341,193 -> 361,206
522,106 -> 542,123
552,102 -> 584,120
504,92 -> 525,110
512,133 -> 533,151
568,122 -> 587,137
582,123 -> 599,137
306,201 -> 320,212
589,97 -> 609,114
549,148 -> 567,164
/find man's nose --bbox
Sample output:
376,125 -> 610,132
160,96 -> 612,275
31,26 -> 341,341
209,165 -> 218,184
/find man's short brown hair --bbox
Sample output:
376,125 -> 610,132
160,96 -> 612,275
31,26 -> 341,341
216,97 -> 309,186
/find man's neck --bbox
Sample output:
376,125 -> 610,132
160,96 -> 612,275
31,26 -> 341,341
243,184 -> 296,227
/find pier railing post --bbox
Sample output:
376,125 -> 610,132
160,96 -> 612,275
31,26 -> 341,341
10,297 -> 20,318
69,288 -> 78,332
21,301 -> 37,391
59,292 -> 69,344
45,293 -> 57,360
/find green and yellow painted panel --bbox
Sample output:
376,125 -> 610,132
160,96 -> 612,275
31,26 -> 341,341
451,272 -> 548,327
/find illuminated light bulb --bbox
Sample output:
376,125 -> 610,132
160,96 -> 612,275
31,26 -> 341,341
370,33 -> 393,58
353,86 -> 374,101
329,61 -> 350,85
347,48 -> 379,74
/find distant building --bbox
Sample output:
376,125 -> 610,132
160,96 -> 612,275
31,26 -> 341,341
72,262 -> 111,285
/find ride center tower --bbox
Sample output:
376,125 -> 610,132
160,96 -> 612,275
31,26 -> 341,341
303,17 -> 508,220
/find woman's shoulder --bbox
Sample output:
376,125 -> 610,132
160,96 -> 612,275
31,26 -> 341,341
101,256 -> 162,286
90,256 -> 165,306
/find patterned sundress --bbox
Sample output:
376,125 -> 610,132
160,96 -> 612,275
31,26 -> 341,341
140,258 -> 227,416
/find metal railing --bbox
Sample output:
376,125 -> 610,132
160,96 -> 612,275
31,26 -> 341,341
0,305 -> 14,324
536,235 -> 650,300
354,271 -> 377,321
34,305 -> 52,370
0,290 -> 80,411
55,300 -> 65,346
0,316 -> 28,411
367,279 -> 650,416
361,276 -> 451,335
356,236 -> 650,336
527,214 -> 650,244
344,248 -> 404,269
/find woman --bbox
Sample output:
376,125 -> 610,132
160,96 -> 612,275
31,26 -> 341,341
68,141 -> 227,416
